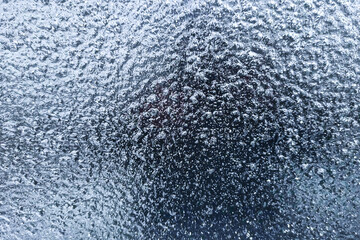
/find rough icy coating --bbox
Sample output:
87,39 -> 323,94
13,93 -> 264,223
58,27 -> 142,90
1,0 -> 360,239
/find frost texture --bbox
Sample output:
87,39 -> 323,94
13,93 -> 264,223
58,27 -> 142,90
1,0 -> 360,239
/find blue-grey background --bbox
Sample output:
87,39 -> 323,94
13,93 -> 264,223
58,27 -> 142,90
0,0 -> 359,239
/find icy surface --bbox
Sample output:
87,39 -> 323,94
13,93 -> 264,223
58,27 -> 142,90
1,0 -> 360,239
